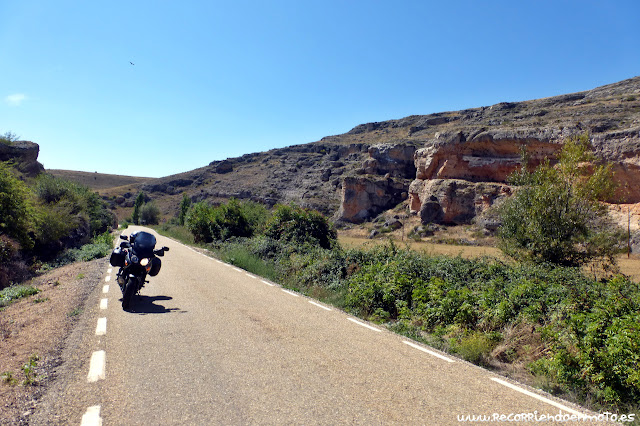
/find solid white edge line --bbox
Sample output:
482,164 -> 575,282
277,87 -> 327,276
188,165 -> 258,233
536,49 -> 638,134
261,280 -> 275,286
99,298 -> 108,310
95,318 -> 107,336
403,340 -> 455,363
281,289 -> 299,297
309,300 -> 332,311
87,350 -> 106,382
102,285 -> 109,294
490,378 -> 584,417
347,317 -> 382,332
81,405 -> 102,426
104,276 -> 111,282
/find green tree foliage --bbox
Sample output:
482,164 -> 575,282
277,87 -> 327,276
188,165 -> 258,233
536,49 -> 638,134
185,199 -> 269,243
139,201 -> 161,225
264,204 -> 336,249
131,192 -> 145,225
33,174 -> 114,237
0,162 -> 35,248
498,134 -> 622,267
178,193 -> 191,226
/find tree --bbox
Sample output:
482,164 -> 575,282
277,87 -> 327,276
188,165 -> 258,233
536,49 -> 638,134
264,204 -> 337,249
498,134 -> 623,268
131,192 -> 145,225
139,202 -> 161,225
178,193 -> 191,226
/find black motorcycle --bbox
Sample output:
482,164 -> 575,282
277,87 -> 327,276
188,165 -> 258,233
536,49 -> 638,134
109,231 -> 169,311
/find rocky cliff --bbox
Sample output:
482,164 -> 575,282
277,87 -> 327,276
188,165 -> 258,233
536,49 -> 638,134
88,76 -> 640,227
0,140 -> 44,176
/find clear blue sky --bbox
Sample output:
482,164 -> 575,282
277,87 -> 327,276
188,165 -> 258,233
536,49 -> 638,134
2,0 -> 639,178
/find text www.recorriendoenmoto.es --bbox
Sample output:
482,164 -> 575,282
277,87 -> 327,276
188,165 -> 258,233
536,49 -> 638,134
456,411 -> 636,423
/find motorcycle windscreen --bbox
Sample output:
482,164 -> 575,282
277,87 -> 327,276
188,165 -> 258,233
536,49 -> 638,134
132,231 -> 157,258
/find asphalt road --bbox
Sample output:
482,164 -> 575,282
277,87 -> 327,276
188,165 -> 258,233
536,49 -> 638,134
33,226 -> 593,425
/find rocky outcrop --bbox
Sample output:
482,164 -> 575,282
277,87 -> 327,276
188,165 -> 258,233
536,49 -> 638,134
363,143 -> 416,178
414,130 -> 563,182
409,178 -> 510,225
0,140 -> 44,176
335,176 -> 408,223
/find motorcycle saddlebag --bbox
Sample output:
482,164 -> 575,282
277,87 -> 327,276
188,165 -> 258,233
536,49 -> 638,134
149,257 -> 161,276
109,247 -> 125,267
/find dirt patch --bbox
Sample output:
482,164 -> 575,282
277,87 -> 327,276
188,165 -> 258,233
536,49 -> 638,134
0,258 -> 106,425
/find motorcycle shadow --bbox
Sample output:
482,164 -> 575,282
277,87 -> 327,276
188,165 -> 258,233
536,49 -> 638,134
121,295 -> 187,314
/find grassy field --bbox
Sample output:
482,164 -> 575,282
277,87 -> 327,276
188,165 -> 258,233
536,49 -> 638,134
338,232 -> 640,282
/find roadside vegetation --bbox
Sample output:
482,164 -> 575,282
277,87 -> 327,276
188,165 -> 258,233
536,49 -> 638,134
0,159 -> 116,289
154,135 -> 637,414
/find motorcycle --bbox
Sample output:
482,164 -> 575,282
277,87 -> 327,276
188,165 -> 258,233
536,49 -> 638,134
109,231 -> 169,311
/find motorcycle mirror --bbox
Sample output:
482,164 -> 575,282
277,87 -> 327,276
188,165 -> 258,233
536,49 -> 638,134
163,247 -> 170,252
119,235 -> 129,240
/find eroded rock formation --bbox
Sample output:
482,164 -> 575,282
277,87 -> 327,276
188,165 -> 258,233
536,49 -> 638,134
0,140 -> 44,176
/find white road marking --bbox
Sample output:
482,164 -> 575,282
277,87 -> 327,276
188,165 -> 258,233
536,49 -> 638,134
104,276 -> 111,282
347,318 -> 382,332
102,285 -> 109,294
87,350 -> 106,382
232,267 -> 243,273
281,289 -> 299,297
491,378 -> 584,417
245,272 -> 256,279
261,280 -> 275,287
95,318 -> 107,336
309,300 -> 332,311
99,298 -> 108,310
81,405 -> 102,426
107,268 -> 112,274
403,340 -> 455,363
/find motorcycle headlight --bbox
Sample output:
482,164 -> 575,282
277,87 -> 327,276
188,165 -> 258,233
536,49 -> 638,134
140,258 -> 149,266
131,255 -> 139,264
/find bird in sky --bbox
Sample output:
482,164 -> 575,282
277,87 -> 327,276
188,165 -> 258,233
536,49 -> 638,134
129,61 -> 135,65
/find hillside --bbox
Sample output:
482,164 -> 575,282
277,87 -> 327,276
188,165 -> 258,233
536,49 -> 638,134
60,76 -> 640,225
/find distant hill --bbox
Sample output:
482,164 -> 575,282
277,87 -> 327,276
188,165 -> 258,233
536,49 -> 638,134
48,170 -> 154,191
52,76 -> 640,225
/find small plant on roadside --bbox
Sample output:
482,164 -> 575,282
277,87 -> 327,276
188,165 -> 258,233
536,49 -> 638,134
1,371 -> 18,386
68,307 -> 82,317
21,354 -> 39,385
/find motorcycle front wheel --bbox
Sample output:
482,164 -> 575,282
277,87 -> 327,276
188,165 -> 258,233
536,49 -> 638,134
122,277 -> 137,311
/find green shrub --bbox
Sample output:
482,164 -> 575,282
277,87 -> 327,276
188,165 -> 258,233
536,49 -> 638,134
0,162 -> 36,248
139,201 -> 161,225
264,203 -> 336,249
0,285 -> 40,307
498,134 -> 623,267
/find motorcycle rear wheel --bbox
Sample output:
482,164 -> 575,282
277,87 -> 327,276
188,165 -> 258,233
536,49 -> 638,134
122,278 -> 137,311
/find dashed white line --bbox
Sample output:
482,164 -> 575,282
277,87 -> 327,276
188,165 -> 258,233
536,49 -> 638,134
99,298 -> 108,310
281,289 -> 299,297
232,267 -> 243,273
261,280 -> 275,286
87,350 -> 106,382
95,318 -> 107,336
308,300 -> 332,311
403,340 -> 455,363
491,378 -> 584,417
81,405 -> 102,426
107,268 -> 112,274
102,285 -> 109,294
347,318 -> 382,332
104,276 -> 111,282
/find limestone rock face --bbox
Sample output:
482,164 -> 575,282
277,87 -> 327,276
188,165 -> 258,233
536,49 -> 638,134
363,143 -> 416,178
336,176 -> 408,223
0,140 -> 44,176
409,178 -> 510,225
414,130 -> 563,182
